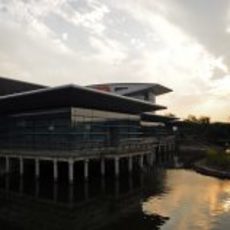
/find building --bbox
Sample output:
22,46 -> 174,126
0,77 -> 176,183
89,83 -> 177,142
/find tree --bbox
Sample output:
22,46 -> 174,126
198,116 -> 210,125
185,115 -> 198,123
164,113 -> 177,118
185,115 -> 210,124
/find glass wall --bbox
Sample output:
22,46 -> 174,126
0,108 -> 72,151
0,107 -> 141,151
140,121 -> 174,138
71,108 -> 140,149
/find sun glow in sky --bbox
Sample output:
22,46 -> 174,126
0,0 -> 229,121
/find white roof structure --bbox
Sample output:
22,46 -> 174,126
88,83 -> 172,104
88,83 -> 171,95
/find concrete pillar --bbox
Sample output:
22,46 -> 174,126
159,145 -> 164,163
5,157 -> 10,173
5,175 -> 9,191
19,177 -> 24,194
84,159 -> 89,181
171,143 -> 175,151
161,153 -> 164,163
152,152 -> 156,164
169,151 -> 173,160
101,177 -> 106,193
68,159 -> 74,184
140,172 -> 144,188
129,175 -> 133,191
139,155 -> 144,169
53,183 -> 58,202
166,143 -> 169,152
148,153 -> 152,166
68,184 -> 74,204
84,181 -> 89,200
147,153 -> 152,166
128,156 -> 133,173
114,157 -> 120,177
35,180 -> 40,198
156,151 -> 159,163
115,179 -> 120,197
148,154 -> 152,164
168,143 -> 171,151
35,158 -> 40,179
101,158 -> 105,176
159,145 -> 162,153
19,157 -> 24,176
53,159 -> 58,182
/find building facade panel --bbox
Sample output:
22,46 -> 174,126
0,107 -> 141,153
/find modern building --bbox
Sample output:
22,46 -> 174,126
0,77 -> 176,183
89,83 -> 177,138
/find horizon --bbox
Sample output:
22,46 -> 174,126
0,0 -> 229,122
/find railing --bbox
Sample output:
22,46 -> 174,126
0,136 -> 160,158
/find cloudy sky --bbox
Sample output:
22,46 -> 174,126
0,0 -> 229,121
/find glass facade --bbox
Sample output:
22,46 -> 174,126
71,108 -> 140,149
0,107 -> 141,151
0,108 -> 71,151
140,121 -> 174,138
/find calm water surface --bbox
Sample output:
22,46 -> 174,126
0,168 -> 230,230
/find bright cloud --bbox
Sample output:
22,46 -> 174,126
0,0 -> 229,121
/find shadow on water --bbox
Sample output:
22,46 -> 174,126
0,166 -> 170,230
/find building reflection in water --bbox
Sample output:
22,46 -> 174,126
0,168 -> 168,230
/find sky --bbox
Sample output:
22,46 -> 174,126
0,0 -> 229,122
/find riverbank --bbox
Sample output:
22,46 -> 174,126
178,141 -> 230,179
194,160 -> 230,179
177,141 -> 208,167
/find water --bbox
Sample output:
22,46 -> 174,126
0,167 -> 230,229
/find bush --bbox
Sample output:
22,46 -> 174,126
206,148 -> 230,171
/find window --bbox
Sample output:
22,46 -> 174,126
114,86 -> 128,92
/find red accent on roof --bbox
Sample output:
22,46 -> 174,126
93,85 -> 111,92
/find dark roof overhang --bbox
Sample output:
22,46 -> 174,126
0,76 -> 46,96
0,85 -> 166,115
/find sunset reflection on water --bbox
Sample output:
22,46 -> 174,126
143,169 -> 230,230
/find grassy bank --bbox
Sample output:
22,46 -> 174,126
193,148 -> 230,179
205,148 -> 230,171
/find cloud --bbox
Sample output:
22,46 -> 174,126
0,0 -> 75,55
0,0 -> 229,121
104,1 -> 230,121
156,0 -> 230,76
89,35 -> 127,64
57,0 -> 110,35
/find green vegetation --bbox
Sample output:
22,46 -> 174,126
205,148 -> 230,171
175,115 -> 230,145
